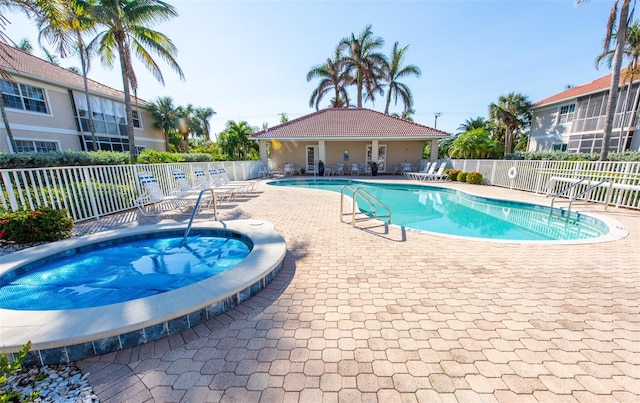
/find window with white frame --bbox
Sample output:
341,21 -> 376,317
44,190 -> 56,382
558,104 -> 575,124
132,110 -> 142,129
552,143 -> 568,151
0,80 -> 48,113
14,140 -> 59,153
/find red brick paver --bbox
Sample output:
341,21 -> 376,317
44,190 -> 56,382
74,179 -> 640,402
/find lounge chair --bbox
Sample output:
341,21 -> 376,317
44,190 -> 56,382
407,162 -> 435,180
419,162 -> 448,181
135,171 -> 214,216
172,169 -> 202,194
208,168 -> 251,194
192,167 -> 237,201
215,166 -> 259,191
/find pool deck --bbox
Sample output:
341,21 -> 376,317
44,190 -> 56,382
64,177 -> 639,402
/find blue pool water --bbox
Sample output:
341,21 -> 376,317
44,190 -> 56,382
269,179 -> 609,241
0,235 -> 250,310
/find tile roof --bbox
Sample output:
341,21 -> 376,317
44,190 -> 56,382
0,43 -> 146,104
534,68 -> 634,107
250,108 -> 450,140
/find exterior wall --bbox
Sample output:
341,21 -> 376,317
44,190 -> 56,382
267,139 -> 426,173
528,105 -> 569,151
1,73 -> 164,153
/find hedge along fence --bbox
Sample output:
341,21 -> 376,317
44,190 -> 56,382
0,161 -> 264,222
448,159 -> 640,210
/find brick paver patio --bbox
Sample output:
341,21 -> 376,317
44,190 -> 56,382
73,178 -> 640,402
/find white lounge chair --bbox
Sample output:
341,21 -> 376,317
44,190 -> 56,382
192,167 -> 237,202
208,168 -> 251,194
419,162 -> 448,181
135,171 -> 214,216
215,166 -> 259,191
407,162 -> 435,180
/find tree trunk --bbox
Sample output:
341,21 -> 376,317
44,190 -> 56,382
78,34 -> 98,150
117,40 -> 137,163
601,0 -> 631,161
0,94 -> 17,152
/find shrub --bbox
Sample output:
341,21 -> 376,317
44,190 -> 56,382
0,151 -> 129,169
135,149 -> 184,164
456,171 -> 468,182
0,207 -> 74,243
1,342 -> 39,402
447,169 -> 461,181
466,172 -> 483,184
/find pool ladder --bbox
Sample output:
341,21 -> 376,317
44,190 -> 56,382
340,185 -> 391,227
182,189 -> 218,246
548,178 -> 609,223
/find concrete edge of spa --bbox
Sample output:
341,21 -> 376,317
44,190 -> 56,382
0,219 -> 287,366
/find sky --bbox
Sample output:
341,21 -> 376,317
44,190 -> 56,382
3,0 -> 620,136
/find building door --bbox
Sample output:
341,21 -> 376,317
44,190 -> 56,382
367,144 -> 387,173
306,146 -> 318,173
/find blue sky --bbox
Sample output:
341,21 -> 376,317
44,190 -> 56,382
4,0 -> 618,136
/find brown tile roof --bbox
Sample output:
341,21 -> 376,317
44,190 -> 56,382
0,43 -> 147,104
534,68 -> 634,107
251,108 -> 450,140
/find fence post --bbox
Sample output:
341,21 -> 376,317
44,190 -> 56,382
1,171 -> 18,211
82,167 -> 101,220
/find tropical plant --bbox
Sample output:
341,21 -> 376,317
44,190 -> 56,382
80,0 -> 185,162
191,106 -> 216,142
338,24 -> 387,108
217,120 -> 257,160
38,0 -> 100,148
381,41 -> 421,114
147,96 -> 178,151
489,92 -> 532,156
457,116 -> 491,133
16,37 -> 33,53
596,19 -> 640,153
578,0 -> 632,160
307,45 -> 351,110
448,127 -> 503,159
391,108 -> 415,122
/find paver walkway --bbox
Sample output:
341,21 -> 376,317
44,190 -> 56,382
74,178 -> 640,402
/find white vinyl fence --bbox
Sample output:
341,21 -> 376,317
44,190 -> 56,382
449,159 -> 640,210
0,161 -> 263,222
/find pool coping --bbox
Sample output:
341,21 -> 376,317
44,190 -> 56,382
268,177 -> 629,245
0,219 -> 287,366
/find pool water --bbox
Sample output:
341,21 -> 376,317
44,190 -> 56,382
0,235 -> 250,310
269,179 -> 609,241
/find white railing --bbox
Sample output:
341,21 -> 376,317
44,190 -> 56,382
0,161 -> 263,222
449,159 -> 640,210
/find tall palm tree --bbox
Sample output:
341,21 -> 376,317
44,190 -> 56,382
338,24 -> 387,108
38,0 -> 99,148
381,41 -> 421,114
0,0 -> 67,153
79,0 -> 185,162
391,108 -> 415,122
307,46 -> 350,110
578,0 -> 632,160
489,92 -> 532,156
596,20 -> 640,152
191,106 -> 216,142
219,120 -> 255,160
147,95 -> 177,151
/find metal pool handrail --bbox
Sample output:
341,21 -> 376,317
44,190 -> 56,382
340,184 -> 391,227
182,189 -> 218,246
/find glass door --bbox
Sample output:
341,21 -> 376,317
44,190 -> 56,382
306,146 -> 317,173
366,144 -> 387,173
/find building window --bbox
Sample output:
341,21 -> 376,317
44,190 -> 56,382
552,143 -> 568,151
132,110 -> 142,128
14,140 -> 59,153
558,104 -> 575,124
0,80 -> 48,113
80,134 -> 129,152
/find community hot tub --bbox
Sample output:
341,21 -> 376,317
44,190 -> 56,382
0,220 -> 286,366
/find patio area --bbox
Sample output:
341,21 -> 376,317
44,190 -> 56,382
72,178 -> 640,402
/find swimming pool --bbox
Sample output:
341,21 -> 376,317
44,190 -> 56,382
269,178 -> 620,242
0,235 -> 251,310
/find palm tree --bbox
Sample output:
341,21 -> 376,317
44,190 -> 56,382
0,0 -> 67,153
38,0 -> 99,148
391,108 -> 415,122
338,24 -> 387,108
79,0 -> 185,162
16,38 -> 33,53
218,120 -> 256,160
191,106 -> 216,142
489,92 -> 532,156
307,46 -> 350,110
596,20 -> 640,152
147,96 -> 177,151
381,41 -> 421,114
578,0 -> 631,160
457,116 -> 490,133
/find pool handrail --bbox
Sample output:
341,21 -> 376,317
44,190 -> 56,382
340,184 -> 391,227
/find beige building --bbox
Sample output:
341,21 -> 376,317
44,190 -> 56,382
530,69 -> 640,153
251,108 -> 449,174
0,44 -> 164,153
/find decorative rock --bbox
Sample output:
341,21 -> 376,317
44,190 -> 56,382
2,364 -> 99,402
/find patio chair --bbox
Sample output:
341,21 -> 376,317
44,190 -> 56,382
192,167 -> 237,202
420,162 -> 448,182
208,168 -> 251,194
350,163 -> 360,175
134,171 -> 214,216
214,166 -> 259,191
283,163 -> 295,176
406,162 -> 433,180
401,163 -> 413,178
336,163 -> 344,175
172,169 -> 202,194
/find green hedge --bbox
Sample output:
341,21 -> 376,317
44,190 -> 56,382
0,150 -> 130,169
506,150 -> 640,161
466,172 -> 483,184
